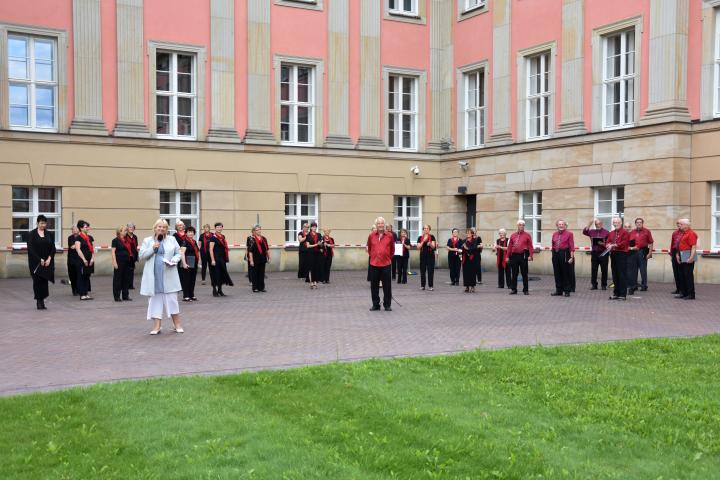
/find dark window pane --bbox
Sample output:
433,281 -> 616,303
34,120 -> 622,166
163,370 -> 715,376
157,96 -> 170,115
12,200 -> 30,212
177,117 -> 192,136
177,54 -> 192,74
297,67 -> 309,84
13,187 -> 30,199
298,124 -> 308,143
156,52 -> 170,71
156,71 -> 170,91
297,106 -> 309,124
156,115 -> 170,134
281,65 -> 290,83
298,84 -> 309,102
177,73 -> 192,93
177,97 -> 192,116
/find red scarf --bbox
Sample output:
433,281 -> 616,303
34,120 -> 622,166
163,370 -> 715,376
79,232 -> 94,253
176,230 -> 186,241
451,237 -> 459,248
323,235 -> 334,257
187,237 -> 199,260
308,231 -> 319,250
497,238 -> 508,268
119,234 -> 134,259
254,235 -> 266,255
127,234 -> 138,251
202,232 -> 213,251
214,232 -> 229,261
462,237 -> 475,264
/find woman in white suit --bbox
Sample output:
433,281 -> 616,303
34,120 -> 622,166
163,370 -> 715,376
139,219 -> 185,335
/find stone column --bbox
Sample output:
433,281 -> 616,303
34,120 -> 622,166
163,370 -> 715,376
113,0 -> 149,137
207,0 -> 240,142
244,0 -> 275,144
700,1 -> 720,121
556,0 -> 587,136
70,0 -> 107,135
487,0 -> 512,146
324,0 -> 353,148
427,0 -> 454,152
641,0 -> 691,125
357,0 -> 384,149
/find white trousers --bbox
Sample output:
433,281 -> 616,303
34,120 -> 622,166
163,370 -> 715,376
146,292 -> 179,320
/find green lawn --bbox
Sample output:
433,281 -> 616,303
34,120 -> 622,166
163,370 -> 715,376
1,336 -> 719,479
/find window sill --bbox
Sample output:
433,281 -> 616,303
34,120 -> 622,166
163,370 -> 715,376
526,135 -> 551,142
385,11 -> 425,25
463,144 -> 485,151
274,0 -> 322,11
602,123 -> 635,132
9,126 -> 59,134
458,5 -> 488,21
155,135 -> 197,141
280,142 -> 316,147
388,147 -> 418,153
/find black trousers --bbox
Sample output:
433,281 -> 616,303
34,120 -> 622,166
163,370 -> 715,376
419,254 -> 435,288
395,256 -> 408,283
670,251 -> 682,292
509,253 -> 529,292
308,252 -> 323,283
679,261 -> 695,298
590,252 -> 609,288
610,251 -> 628,298
179,266 -> 197,298
128,263 -> 136,290
113,260 -> 133,300
210,260 -> 232,289
391,255 -> 397,279
497,264 -> 512,288
248,263 -> 255,285
462,259 -> 477,287
67,261 -> 78,295
369,265 -> 392,308
76,271 -> 92,296
200,252 -> 209,281
476,257 -> 482,283
448,254 -> 461,284
298,251 -> 309,280
252,261 -> 266,291
32,273 -> 49,300
552,249 -> 572,294
323,256 -> 333,282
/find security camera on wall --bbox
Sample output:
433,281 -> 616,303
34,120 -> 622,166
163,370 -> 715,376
410,166 -> 420,176
458,160 -> 469,170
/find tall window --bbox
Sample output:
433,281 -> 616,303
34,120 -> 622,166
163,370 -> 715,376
388,75 -> 417,151
280,64 -> 314,145
526,52 -> 550,139
394,196 -> 422,241
712,183 -> 720,248
464,69 -> 485,148
715,9 -> 720,117
156,51 -> 196,139
389,0 -> 417,16
603,30 -> 636,129
160,191 -> 199,230
8,34 -> 57,131
594,186 -> 624,227
519,191 -> 542,245
285,193 -> 319,244
12,187 -> 61,246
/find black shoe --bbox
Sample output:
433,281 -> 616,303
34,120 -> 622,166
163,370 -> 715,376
464,287 -> 469,293
123,297 -> 132,301
590,285 -> 598,290
218,290 -> 225,297
601,286 -> 607,290
36,299 -> 46,310
523,291 -> 529,295
671,289 -> 680,295
640,286 -> 648,291
252,289 -> 258,293
609,296 -> 619,300
384,306 -> 392,311
674,294 -> 687,299
628,288 -> 636,295
551,292 -> 563,296
212,288 -> 219,297
509,290 -> 517,295
563,292 -> 570,297
498,285 -> 504,288
370,305 -> 381,311
115,298 -> 122,302
228,282 -> 234,287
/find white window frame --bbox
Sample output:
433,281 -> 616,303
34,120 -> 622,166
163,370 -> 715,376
526,52 -> 551,140
280,63 -> 315,146
712,183 -> 720,248
463,0 -> 485,13
602,29 -> 636,130
714,9 -> 720,118
387,74 -> 418,151
594,186 -> 625,227
518,191 -> 542,246
394,196 -> 422,242
155,50 -> 197,140
464,69 -> 486,148
388,0 -> 418,16
11,186 -> 62,248
159,190 -> 200,231
284,193 -> 319,245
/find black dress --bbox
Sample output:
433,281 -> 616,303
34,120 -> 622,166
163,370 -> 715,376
417,234 -> 437,289
111,237 -> 133,300
395,237 -> 411,284
67,233 -> 79,295
462,237 -> 479,288
475,235 -> 483,283
210,234 -> 233,290
74,234 -> 95,296
248,235 -> 269,292
306,231 -> 323,283
179,237 -> 199,299
297,230 -> 309,281
27,229 -> 55,300
446,237 -> 462,285
322,235 -> 335,283
127,232 -> 139,289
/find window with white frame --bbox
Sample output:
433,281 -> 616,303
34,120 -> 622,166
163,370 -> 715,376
155,51 -> 196,139
280,64 -> 314,145
463,0 -> 485,13
519,191 -> 542,245
712,183 -> 720,248
394,196 -> 422,241
594,186 -> 625,227
714,9 -> 720,117
389,0 -> 418,16
12,187 -> 61,246
464,69 -> 485,148
160,191 -> 199,230
285,193 -> 319,244
8,34 -> 57,131
388,75 -> 417,151
526,52 -> 550,140
603,29 -> 636,129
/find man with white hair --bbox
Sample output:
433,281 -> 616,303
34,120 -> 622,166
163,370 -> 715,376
551,219 -> 575,297
367,216 -> 395,311
675,218 -> 697,300
606,217 -> 629,300
507,220 -> 534,295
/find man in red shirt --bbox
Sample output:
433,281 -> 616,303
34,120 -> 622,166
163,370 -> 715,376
669,221 -> 683,294
675,218 -> 698,300
367,216 -> 395,311
606,217 -> 629,300
627,217 -> 654,294
551,219 -> 575,297
507,220 -> 534,295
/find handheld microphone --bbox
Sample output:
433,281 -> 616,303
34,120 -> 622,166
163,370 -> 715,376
157,234 -> 164,242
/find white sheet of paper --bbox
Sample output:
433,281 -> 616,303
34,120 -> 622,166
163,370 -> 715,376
394,243 -> 404,256
163,258 -> 176,266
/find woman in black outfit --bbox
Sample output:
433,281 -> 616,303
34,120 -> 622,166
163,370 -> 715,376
446,228 -> 462,286
395,229 -> 411,284
209,222 -> 233,296
321,227 -> 335,283
305,222 -> 323,289
126,223 -> 139,290
417,224 -> 437,291
297,223 -> 309,282
111,225 -> 134,301
73,220 -> 95,301
198,224 -> 213,285
462,228 -> 479,293
179,226 -> 200,301
494,228 -> 512,288
248,224 -> 270,292
66,225 -> 79,296
27,215 -> 56,310
475,232 -> 484,284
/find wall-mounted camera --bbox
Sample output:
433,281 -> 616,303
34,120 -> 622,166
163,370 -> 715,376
458,160 -> 469,171
410,165 -> 420,176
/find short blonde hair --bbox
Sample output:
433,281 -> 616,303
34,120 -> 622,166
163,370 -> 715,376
153,218 -> 169,231
116,225 -> 128,236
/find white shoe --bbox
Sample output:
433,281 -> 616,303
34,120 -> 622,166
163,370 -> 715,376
149,328 -> 162,335
172,327 -> 184,333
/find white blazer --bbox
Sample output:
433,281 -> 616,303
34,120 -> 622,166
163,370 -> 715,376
139,235 -> 182,296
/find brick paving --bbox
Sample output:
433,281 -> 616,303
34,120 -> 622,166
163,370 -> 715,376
1,269 -> 718,396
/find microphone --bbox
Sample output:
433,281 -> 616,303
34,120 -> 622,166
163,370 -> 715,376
157,234 -> 164,242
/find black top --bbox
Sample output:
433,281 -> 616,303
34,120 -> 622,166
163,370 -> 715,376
306,231 -> 323,254
27,229 -> 55,280
210,235 -> 229,262
67,234 -> 79,262
417,234 -> 437,256
111,237 -> 131,262
395,237 -> 411,258
461,237 -> 479,264
74,235 -> 95,265
297,231 -> 308,252
180,237 -> 199,267
198,232 -> 213,255
446,237 -> 462,257
127,233 -> 139,263
247,235 -> 269,263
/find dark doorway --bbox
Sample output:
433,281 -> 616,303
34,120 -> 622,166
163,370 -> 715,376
465,195 -> 476,229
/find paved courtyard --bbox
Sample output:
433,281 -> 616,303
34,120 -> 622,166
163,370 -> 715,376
1,269 -> 718,396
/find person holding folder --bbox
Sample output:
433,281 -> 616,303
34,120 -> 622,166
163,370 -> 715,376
209,222 -> 233,297
395,229 -> 411,284
322,227 -> 335,283
27,215 -> 56,310
73,220 -> 95,301
606,217 -> 629,300
675,219 -> 698,300
550,219 -> 575,297
446,228 -> 462,286
367,217 -> 394,311
179,226 -> 200,301
66,225 -> 80,296
111,225 -> 134,302
417,225 -> 437,291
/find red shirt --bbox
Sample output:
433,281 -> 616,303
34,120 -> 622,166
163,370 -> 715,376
551,230 -> 575,251
670,229 -> 683,252
367,231 -> 394,267
678,229 -> 698,251
508,231 -> 534,259
629,228 -> 654,249
607,228 -> 629,252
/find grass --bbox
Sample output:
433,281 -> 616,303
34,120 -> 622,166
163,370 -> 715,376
1,336 -> 720,479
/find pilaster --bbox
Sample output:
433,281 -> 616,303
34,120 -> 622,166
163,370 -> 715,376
556,0 -> 588,137
208,0 -> 241,142
427,0 -> 454,153
244,0 -> 275,144
324,0 -> 353,148
487,0 -> 513,146
357,0 -> 385,150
